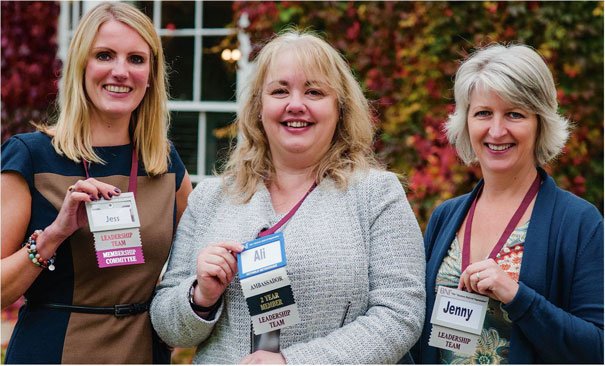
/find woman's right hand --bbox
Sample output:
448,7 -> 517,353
49,178 -> 121,241
193,241 -> 243,307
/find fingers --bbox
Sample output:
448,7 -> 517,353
198,243 -> 242,285
458,258 -> 497,292
67,178 -> 121,201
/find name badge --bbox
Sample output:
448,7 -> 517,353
85,192 -> 144,268
238,233 -> 300,335
237,233 -> 287,280
428,286 -> 489,355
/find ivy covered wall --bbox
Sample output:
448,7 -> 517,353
234,1 -> 604,228
1,1 -> 61,142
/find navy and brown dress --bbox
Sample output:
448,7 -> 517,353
2,131 -> 186,363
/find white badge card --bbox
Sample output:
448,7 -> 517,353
85,192 -> 144,268
238,233 -> 300,335
428,286 -> 489,355
237,233 -> 287,280
86,192 -> 140,232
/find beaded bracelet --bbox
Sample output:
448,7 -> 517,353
23,230 -> 56,271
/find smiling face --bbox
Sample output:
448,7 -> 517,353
261,52 -> 339,169
85,19 -> 151,124
467,88 -> 538,177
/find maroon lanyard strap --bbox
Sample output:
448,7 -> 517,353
461,173 -> 541,272
83,147 -> 139,197
258,183 -> 317,238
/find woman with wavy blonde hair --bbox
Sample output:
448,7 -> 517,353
151,30 -> 425,364
1,2 -> 191,363
222,31 -> 379,202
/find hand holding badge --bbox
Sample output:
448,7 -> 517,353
85,192 -> 144,268
238,232 -> 301,335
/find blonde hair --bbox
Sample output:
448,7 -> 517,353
222,30 -> 379,202
445,43 -> 570,166
48,2 -> 170,175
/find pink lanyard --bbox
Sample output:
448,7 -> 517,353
258,183 -> 317,238
83,148 -> 139,197
461,173 -> 541,272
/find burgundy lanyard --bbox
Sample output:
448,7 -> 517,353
83,148 -> 139,197
258,183 -> 317,238
461,173 -> 541,272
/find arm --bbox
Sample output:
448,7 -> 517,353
1,172 -> 39,307
281,172 -> 426,364
175,170 -> 193,224
1,173 -> 119,307
503,218 -> 604,363
151,185 -> 239,348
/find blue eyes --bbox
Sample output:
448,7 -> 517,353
96,52 -> 112,61
95,52 -> 146,65
473,110 -> 526,119
269,89 -> 325,97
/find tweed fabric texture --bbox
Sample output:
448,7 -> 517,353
151,169 -> 425,364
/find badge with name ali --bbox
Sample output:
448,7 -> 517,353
428,286 -> 489,355
85,192 -> 144,268
238,233 -> 300,335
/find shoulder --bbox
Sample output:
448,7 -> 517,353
348,168 -> 403,194
547,181 -> 603,230
166,141 -> 186,180
431,193 -> 470,219
2,131 -> 51,151
186,176 -> 224,207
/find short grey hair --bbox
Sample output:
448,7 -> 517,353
445,43 -> 570,166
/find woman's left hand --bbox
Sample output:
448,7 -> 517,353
240,350 -> 286,364
458,258 -> 519,304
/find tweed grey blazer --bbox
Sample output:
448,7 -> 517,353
151,169 -> 425,364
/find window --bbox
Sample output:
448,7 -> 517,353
58,1 -> 249,183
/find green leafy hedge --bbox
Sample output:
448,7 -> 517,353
234,1 -> 604,229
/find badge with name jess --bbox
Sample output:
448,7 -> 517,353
85,192 -> 144,268
428,286 -> 489,355
238,233 -> 300,335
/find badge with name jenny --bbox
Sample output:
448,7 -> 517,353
428,286 -> 489,355
85,192 -> 144,268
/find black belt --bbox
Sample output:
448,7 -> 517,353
27,300 -> 150,318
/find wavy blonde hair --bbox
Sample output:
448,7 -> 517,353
445,43 -> 570,166
47,2 -> 170,175
222,30 -> 379,202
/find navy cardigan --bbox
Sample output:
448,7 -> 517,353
411,168 -> 603,364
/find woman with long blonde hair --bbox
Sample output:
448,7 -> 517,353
1,2 -> 191,363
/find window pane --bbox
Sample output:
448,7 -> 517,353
203,1 -> 233,28
132,1 -> 154,20
206,112 -> 236,175
162,1 -> 195,29
163,36 -> 194,101
201,36 -> 237,101
170,111 -> 198,175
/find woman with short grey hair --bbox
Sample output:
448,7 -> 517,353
412,44 -> 603,364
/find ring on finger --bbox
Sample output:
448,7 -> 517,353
68,185 -> 76,192
475,272 -> 481,280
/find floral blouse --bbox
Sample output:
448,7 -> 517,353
435,221 -> 528,364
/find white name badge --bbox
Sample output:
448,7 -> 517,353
85,192 -> 144,268
86,192 -> 140,232
238,232 -> 300,335
237,233 -> 287,280
428,286 -> 489,355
